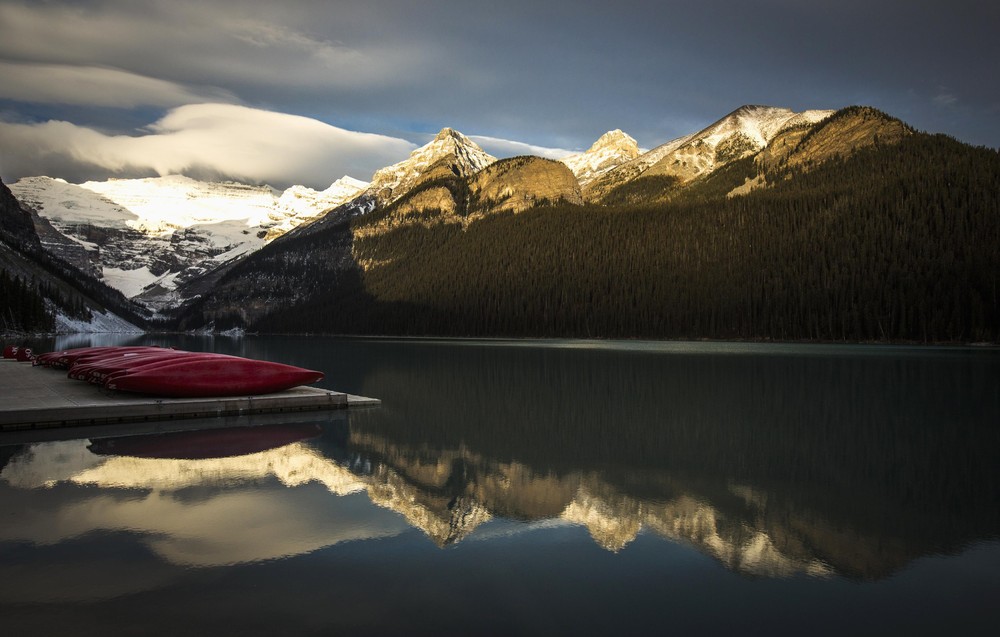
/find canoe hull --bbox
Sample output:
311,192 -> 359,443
106,357 -> 324,397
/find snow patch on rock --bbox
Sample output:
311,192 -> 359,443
54,308 -> 143,334
560,130 -> 640,186
366,128 -> 495,205
10,174 -> 368,301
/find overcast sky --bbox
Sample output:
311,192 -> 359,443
1,0 -> 997,189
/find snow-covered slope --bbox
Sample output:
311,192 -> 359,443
12,176 -> 139,232
273,177 -> 367,237
366,128 -> 495,205
10,175 -> 367,304
581,132 -> 696,201
288,127 -> 496,241
583,105 -> 833,201
642,105 -> 834,182
53,307 -> 143,334
77,175 -> 279,236
693,105 -> 832,149
78,174 -> 366,242
560,129 -> 640,186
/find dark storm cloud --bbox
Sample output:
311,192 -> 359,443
1,0 -> 997,185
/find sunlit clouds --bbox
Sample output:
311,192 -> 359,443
0,0 -> 997,187
0,103 -> 415,188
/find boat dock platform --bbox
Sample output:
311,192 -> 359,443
0,359 -> 379,433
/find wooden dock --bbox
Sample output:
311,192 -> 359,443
0,359 -> 378,432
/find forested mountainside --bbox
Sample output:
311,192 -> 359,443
165,107 -> 997,342
251,133 -> 1000,341
0,178 -> 148,333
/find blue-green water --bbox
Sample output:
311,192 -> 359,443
2,336 -> 998,635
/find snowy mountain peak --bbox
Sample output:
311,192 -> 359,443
704,105 -> 834,148
367,127 -> 496,205
433,127 -> 463,141
581,106 -> 834,201
637,105 -> 835,183
420,127 -> 493,166
324,175 -> 369,195
561,129 -> 641,186
587,129 -> 639,154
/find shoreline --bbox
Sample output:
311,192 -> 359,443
6,330 -> 997,352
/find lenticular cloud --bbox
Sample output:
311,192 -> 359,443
0,103 -> 414,188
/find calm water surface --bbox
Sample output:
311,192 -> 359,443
2,336 -> 998,635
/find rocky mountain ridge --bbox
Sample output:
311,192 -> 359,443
9,174 -> 366,308
367,127 -> 496,206
6,104 -> 935,328
583,105 -> 834,201
559,129 -> 641,186
172,104 -> 934,331
358,155 -> 584,240
0,176 -> 145,333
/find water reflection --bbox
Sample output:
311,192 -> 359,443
0,423 -> 407,579
334,339 -> 999,580
1,339 -> 998,598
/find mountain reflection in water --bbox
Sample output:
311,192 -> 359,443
2,339 -> 997,586
2,424 -> 834,578
343,341 -> 999,578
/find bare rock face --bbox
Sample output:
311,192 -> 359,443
782,106 -> 912,168
9,174 -> 367,304
356,156 -> 583,238
584,106 -> 834,203
393,185 -> 459,219
582,153 -> 676,202
754,123 -> 818,172
470,156 -> 583,215
560,129 -> 640,186
726,107 -> 912,198
642,105 -> 833,183
367,127 -> 495,206
728,106 -> 913,197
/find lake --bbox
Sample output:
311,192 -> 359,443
2,336 -> 998,635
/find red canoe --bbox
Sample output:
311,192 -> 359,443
97,352 -> 231,385
37,346 -> 120,367
80,350 -> 199,384
40,346 -> 163,369
2,345 -> 18,359
67,348 -> 177,377
68,346 -> 168,369
87,423 -> 323,460
105,356 -> 324,397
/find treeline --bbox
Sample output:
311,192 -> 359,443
255,132 -> 1000,342
1,177 -> 149,332
0,270 -> 54,333
173,208 -> 367,331
0,241 -> 147,332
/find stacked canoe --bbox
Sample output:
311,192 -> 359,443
30,345 -> 324,398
